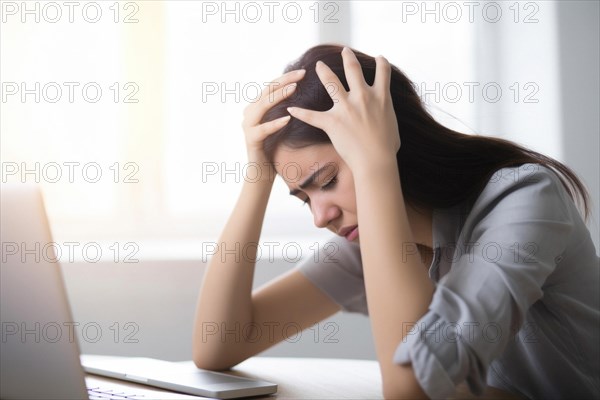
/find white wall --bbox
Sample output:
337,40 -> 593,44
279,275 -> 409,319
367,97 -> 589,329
474,0 -> 598,252
556,1 -> 600,253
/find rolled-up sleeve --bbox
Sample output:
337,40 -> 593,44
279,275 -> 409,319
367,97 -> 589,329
393,164 -> 576,398
295,234 -> 368,315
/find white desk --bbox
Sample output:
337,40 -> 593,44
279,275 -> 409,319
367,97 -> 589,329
197,357 -> 383,399
209,357 -> 520,399
87,356 -> 521,399
85,357 -> 380,399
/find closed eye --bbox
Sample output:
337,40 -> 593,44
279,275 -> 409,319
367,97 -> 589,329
322,175 -> 337,190
302,175 -> 337,207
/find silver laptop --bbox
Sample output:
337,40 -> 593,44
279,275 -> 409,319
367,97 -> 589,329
0,184 -> 277,399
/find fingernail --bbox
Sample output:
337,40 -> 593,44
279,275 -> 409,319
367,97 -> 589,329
279,115 -> 291,123
296,69 -> 306,75
316,60 -> 324,68
342,46 -> 350,53
287,107 -> 296,114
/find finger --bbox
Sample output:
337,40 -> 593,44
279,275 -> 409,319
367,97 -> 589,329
341,47 -> 367,91
244,69 -> 305,125
244,83 -> 297,129
287,106 -> 330,131
266,68 -> 306,94
253,81 -> 297,119
260,69 -> 305,104
314,60 -> 347,104
253,115 -> 291,141
374,55 -> 391,93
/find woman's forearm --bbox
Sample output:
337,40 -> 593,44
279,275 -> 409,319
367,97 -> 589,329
353,156 -> 434,398
193,178 -> 274,369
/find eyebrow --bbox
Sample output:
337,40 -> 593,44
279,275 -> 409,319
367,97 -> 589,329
289,164 -> 334,196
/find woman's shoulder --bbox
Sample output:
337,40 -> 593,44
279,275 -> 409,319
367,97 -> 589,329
472,163 -> 572,215
432,164 -> 573,251
455,162 -> 582,244
484,162 -> 562,192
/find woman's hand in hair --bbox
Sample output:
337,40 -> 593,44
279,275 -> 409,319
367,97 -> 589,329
287,47 -> 400,173
241,68 -> 305,183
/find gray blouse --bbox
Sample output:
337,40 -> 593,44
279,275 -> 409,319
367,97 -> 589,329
296,163 -> 600,399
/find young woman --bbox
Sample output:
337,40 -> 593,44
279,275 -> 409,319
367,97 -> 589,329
193,45 -> 599,399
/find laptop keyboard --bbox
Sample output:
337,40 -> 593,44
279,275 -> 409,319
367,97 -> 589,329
87,386 -> 146,399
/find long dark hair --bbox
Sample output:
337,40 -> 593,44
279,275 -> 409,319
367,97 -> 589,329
262,44 -> 591,220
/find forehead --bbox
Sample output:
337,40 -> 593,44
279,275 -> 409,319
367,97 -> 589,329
273,144 -> 337,184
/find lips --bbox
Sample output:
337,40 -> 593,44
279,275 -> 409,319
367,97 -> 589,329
338,225 -> 358,238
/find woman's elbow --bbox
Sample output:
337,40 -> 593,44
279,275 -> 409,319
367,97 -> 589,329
192,347 -> 216,370
193,351 -> 235,371
192,341 -> 232,371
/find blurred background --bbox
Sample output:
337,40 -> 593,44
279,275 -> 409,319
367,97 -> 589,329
2,0 -> 598,361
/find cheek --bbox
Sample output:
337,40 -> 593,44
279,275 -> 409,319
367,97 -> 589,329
341,174 -> 357,211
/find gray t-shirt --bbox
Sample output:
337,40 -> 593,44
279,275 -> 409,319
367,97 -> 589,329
296,163 -> 600,399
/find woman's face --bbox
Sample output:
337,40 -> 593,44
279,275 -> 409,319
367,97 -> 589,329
273,143 -> 359,242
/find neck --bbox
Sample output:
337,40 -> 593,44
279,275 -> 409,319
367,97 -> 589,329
407,204 -> 433,251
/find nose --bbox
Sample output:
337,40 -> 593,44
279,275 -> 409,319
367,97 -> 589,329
311,197 -> 341,229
